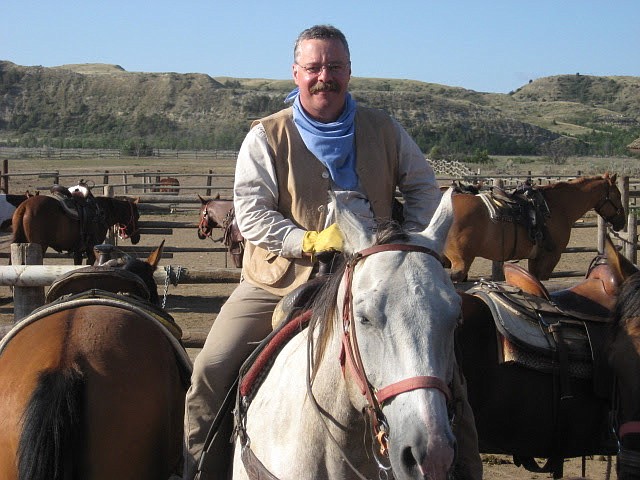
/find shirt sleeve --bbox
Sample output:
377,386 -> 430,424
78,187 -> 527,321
233,123 -> 305,258
393,118 -> 442,231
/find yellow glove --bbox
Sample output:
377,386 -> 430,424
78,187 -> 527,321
302,223 -> 344,255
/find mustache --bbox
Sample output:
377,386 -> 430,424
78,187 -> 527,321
309,82 -> 340,94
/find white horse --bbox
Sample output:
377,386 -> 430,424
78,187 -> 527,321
232,189 -> 460,480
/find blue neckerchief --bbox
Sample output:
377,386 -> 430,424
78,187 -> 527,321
288,90 -> 358,189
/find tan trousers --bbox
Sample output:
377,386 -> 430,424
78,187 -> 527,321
182,281 -> 482,480
183,281 -> 279,479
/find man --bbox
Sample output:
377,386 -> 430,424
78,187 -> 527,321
183,24 -> 481,479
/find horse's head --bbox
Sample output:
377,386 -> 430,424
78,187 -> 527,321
595,173 -> 626,231
604,236 -> 640,479
312,189 -> 459,479
197,195 -> 213,239
102,241 -> 165,305
116,197 -> 141,244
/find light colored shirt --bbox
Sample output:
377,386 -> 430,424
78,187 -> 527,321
234,118 -> 441,259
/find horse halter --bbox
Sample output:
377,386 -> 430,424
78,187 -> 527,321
594,180 -> 624,224
340,243 -> 453,458
117,200 -> 139,240
198,204 -> 213,238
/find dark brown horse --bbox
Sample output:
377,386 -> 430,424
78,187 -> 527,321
11,194 -> 141,265
445,173 -> 626,281
457,236 -> 639,479
197,194 -> 244,268
0,243 -> 190,480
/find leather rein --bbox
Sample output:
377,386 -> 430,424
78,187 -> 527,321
339,243 -> 452,459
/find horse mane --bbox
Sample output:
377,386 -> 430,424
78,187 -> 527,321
611,271 -> 640,330
536,174 -> 609,191
308,220 -> 410,377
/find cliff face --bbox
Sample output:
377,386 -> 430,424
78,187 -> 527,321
1,61 -> 639,153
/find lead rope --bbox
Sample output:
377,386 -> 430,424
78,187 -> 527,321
162,265 -> 183,309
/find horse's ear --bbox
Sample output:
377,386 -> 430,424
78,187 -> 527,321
214,193 -> 221,200
198,194 -> 206,204
146,240 -> 165,270
604,235 -> 638,282
419,188 -> 454,254
332,193 -> 374,253
610,173 -> 617,184
133,197 -> 140,204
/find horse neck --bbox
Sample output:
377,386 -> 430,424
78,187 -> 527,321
97,198 -> 125,226
544,178 -> 607,222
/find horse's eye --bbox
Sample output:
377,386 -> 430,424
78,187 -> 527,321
359,317 -> 371,325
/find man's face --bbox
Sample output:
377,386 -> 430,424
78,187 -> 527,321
292,38 -> 351,123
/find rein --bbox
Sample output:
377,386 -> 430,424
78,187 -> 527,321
117,200 -> 139,240
339,243 -> 452,458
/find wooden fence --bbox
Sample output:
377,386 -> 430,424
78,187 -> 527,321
2,164 -> 640,339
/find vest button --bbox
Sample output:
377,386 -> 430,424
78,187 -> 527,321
321,172 -> 329,179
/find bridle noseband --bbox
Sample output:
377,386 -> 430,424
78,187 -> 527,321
594,180 -> 624,224
340,243 -> 453,457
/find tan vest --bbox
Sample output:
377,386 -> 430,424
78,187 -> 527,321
242,105 -> 399,295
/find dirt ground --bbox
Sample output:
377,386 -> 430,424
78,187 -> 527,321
0,205 -> 619,479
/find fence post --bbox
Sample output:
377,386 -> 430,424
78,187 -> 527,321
625,212 -> 637,264
103,185 -> 116,245
206,169 -> 213,197
11,243 -> 45,322
597,216 -> 606,255
620,176 -> 630,233
122,171 -> 128,195
1,159 -> 8,193
103,170 -> 109,186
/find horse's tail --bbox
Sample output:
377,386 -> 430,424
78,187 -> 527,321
17,367 -> 84,480
11,201 -> 27,244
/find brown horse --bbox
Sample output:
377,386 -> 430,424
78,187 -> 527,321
457,236 -> 639,479
11,194 -> 141,265
0,243 -> 190,480
154,177 -> 180,194
445,173 -> 626,281
197,194 -> 244,268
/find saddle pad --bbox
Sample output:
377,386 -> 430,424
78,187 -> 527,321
479,192 -> 521,223
470,289 -> 593,362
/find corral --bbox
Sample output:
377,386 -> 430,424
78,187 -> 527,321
0,152 -> 636,479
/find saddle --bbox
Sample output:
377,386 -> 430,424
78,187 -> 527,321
480,183 -> 554,251
468,261 -> 615,393
221,207 -> 244,268
50,184 -> 107,250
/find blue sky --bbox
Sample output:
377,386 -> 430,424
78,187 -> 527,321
2,0 -> 638,94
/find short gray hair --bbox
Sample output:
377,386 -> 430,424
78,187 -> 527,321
293,25 -> 350,62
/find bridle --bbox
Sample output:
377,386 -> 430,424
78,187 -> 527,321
198,203 -> 213,238
116,200 -> 139,240
338,243 -> 452,460
594,180 -> 624,224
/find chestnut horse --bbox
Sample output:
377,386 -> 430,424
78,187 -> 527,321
154,177 -> 180,194
197,194 -> 244,268
11,194 -> 141,265
445,173 -> 626,281
457,236 -> 639,479
0,243 -> 190,480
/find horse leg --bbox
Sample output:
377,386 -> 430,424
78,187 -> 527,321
73,252 -> 83,265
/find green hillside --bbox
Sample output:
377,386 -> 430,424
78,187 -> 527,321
1,61 -> 638,158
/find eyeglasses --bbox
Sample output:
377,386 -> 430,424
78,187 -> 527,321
296,62 -> 350,76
